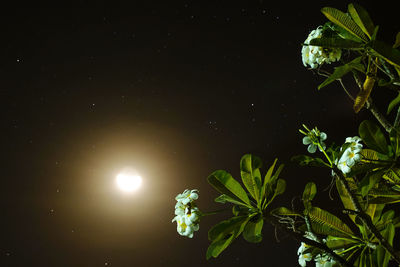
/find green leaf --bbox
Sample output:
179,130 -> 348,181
274,179 -> 286,196
348,3 -> 374,39
308,37 -> 364,49
302,182 -> 316,211
291,155 -> 329,167
271,206 -> 301,216
206,234 -> 236,260
375,210 -> 395,231
336,178 -> 358,222
263,178 -> 286,209
243,216 -> 264,243
308,207 -> 355,238
368,203 -> 385,225
232,205 -> 250,216
368,187 -> 400,204
326,22 -> 364,43
387,92 -> 400,115
360,149 -> 380,161
326,236 -> 359,250
261,158 -> 277,200
389,130 -> 400,159
208,215 -> 249,242
262,179 -> 286,210
318,56 -> 364,90
358,120 -> 388,154
240,154 -> 262,203
264,163 -> 284,202
393,216 -> 400,228
358,170 -> 384,197
215,194 -> 250,207
321,7 -> 368,42
394,32 -> 400,49
368,40 -> 400,68
206,215 -> 251,259
376,223 -> 395,267
208,170 -> 251,206
371,26 -> 379,41
368,196 -> 400,204
303,182 -> 317,202
383,168 -> 400,184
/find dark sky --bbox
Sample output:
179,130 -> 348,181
1,1 -> 399,266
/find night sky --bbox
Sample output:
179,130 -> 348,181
2,1 -> 399,266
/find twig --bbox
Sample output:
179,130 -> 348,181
338,79 -> 355,101
333,166 -> 400,264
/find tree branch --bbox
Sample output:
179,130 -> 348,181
365,98 -> 392,133
333,166 -> 400,264
265,214 -> 353,267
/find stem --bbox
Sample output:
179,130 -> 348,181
201,208 -> 229,216
338,79 -> 355,101
319,144 -> 333,167
333,166 -> 400,264
265,214 -> 353,267
365,98 -> 392,133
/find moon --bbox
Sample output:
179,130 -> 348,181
116,172 -> 142,192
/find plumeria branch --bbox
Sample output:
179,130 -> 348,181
265,214 -> 352,267
365,98 -> 392,133
333,166 -> 400,264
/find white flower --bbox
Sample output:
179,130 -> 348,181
175,189 -> 199,205
184,207 -> 199,225
345,136 -> 363,153
174,202 -> 186,216
343,149 -> 362,167
336,136 -> 363,174
297,243 -> 312,267
302,26 -> 341,69
303,130 -> 327,153
337,159 -> 351,174
172,215 -> 198,238
315,254 -> 338,267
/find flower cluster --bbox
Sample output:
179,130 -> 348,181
301,26 -> 342,69
336,136 -> 363,174
172,189 -> 200,238
301,125 -> 327,154
297,233 -> 338,267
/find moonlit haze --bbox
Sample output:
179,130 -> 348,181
116,172 -> 142,192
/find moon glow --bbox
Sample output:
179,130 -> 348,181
116,172 -> 142,192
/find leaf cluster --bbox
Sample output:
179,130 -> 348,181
206,154 -> 285,259
308,3 -> 400,114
